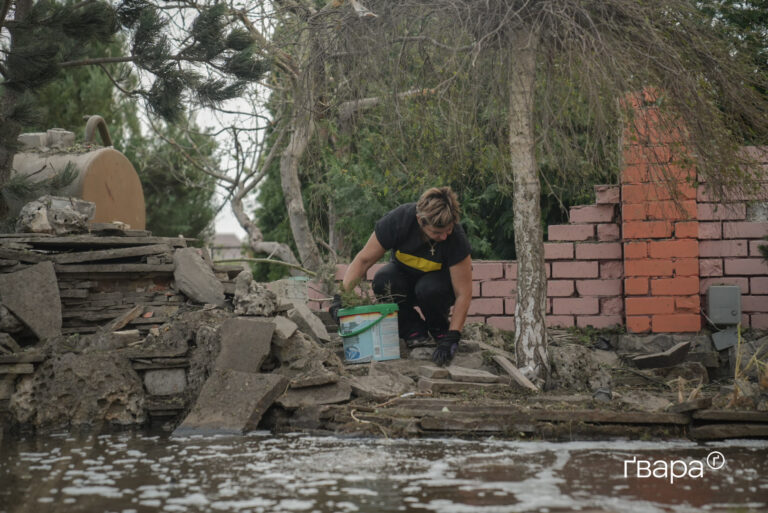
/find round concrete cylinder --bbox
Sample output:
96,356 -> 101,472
10,148 -> 146,229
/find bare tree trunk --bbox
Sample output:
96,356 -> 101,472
508,27 -> 549,383
279,79 -> 323,271
231,189 -> 301,266
0,0 -> 32,221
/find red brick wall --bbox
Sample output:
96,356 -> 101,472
312,141 -> 768,333
697,147 -> 768,330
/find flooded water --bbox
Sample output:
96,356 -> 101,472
1,432 -> 766,513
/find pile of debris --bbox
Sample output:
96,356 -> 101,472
1,199 -> 767,440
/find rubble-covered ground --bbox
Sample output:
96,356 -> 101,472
1,223 -> 767,441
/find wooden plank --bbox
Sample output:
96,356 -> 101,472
132,357 -> 189,370
0,259 -> 18,266
59,289 -> 89,298
419,414 -> 537,433
53,244 -> 172,264
11,235 -> 187,247
690,424 -> 768,440
0,247 -> 47,263
668,397 -> 712,414
0,353 -> 44,364
528,409 -> 690,425
104,305 -> 144,332
492,355 -> 540,391
693,410 -> 768,423
0,363 -> 34,374
417,377 -> 511,394
54,263 -> 175,273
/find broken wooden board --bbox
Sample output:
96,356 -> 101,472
53,244 -> 172,264
692,410 -> 768,423
491,355 -> 540,391
173,370 -> 288,436
417,377 -> 511,395
131,358 -> 189,371
667,397 -> 712,414
0,247 -> 47,263
420,413 -> 537,434
6,235 -> 188,248
632,341 -> 691,369
0,353 -> 45,364
54,263 -> 175,273
0,364 -> 34,374
103,305 -> 144,332
689,423 -> 768,440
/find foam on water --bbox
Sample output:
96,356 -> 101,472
1,434 -> 766,512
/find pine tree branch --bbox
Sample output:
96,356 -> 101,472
60,56 -> 137,68
98,64 -> 138,95
236,9 -> 298,80
147,118 -> 235,185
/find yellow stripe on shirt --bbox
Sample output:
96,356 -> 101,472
395,250 -> 443,272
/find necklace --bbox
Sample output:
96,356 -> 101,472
427,239 -> 437,256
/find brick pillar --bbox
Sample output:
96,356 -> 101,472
622,94 -> 701,333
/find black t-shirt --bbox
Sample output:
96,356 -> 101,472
374,203 -> 471,274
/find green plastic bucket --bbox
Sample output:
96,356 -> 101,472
338,303 -> 400,364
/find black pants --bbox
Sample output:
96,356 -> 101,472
372,262 -> 455,338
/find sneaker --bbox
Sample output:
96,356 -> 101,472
405,331 -> 431,348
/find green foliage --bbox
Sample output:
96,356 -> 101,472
760,237 -> 768,262
123,121 -> 218,241
2,162 -> 77,200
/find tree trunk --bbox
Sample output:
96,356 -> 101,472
0,0 -> 32,221
508,27 -> 550,383
231,188 -> 301,267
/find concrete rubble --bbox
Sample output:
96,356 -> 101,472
0,226 -> 767,441
16,195 -> 95,235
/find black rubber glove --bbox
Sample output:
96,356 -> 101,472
432,330 -> 461,367
329,294 -> 343,324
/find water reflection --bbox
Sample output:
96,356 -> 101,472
1,433 -> 766,513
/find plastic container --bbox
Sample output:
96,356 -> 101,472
338,303 -> 400,364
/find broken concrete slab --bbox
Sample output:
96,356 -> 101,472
0,261 -> 61,340
616,334 -> 678,353
349,374 -> 415,402
233,271 -> 278,316
173,370 -> 288,436
143,369 -> 186,396
273,315 -> 298,340
173,248 -> 226,307
216,317 -> 275,373
549,343 -> 611,392
447,365 -> 504,384
632,341 -> 691,369
288,302 -> 330,344
419,365 -> 449,379
417,377 -> 510,395
289,368 -> 339,389
276,380 -> 351,409
16,195 -> 94,235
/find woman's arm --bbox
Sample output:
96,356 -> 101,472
341,232 -> 387,291
448,255 -> 473,332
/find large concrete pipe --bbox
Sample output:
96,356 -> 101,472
6,126 -> 145,229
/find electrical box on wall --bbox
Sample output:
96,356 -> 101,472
706,285 -> 741,325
